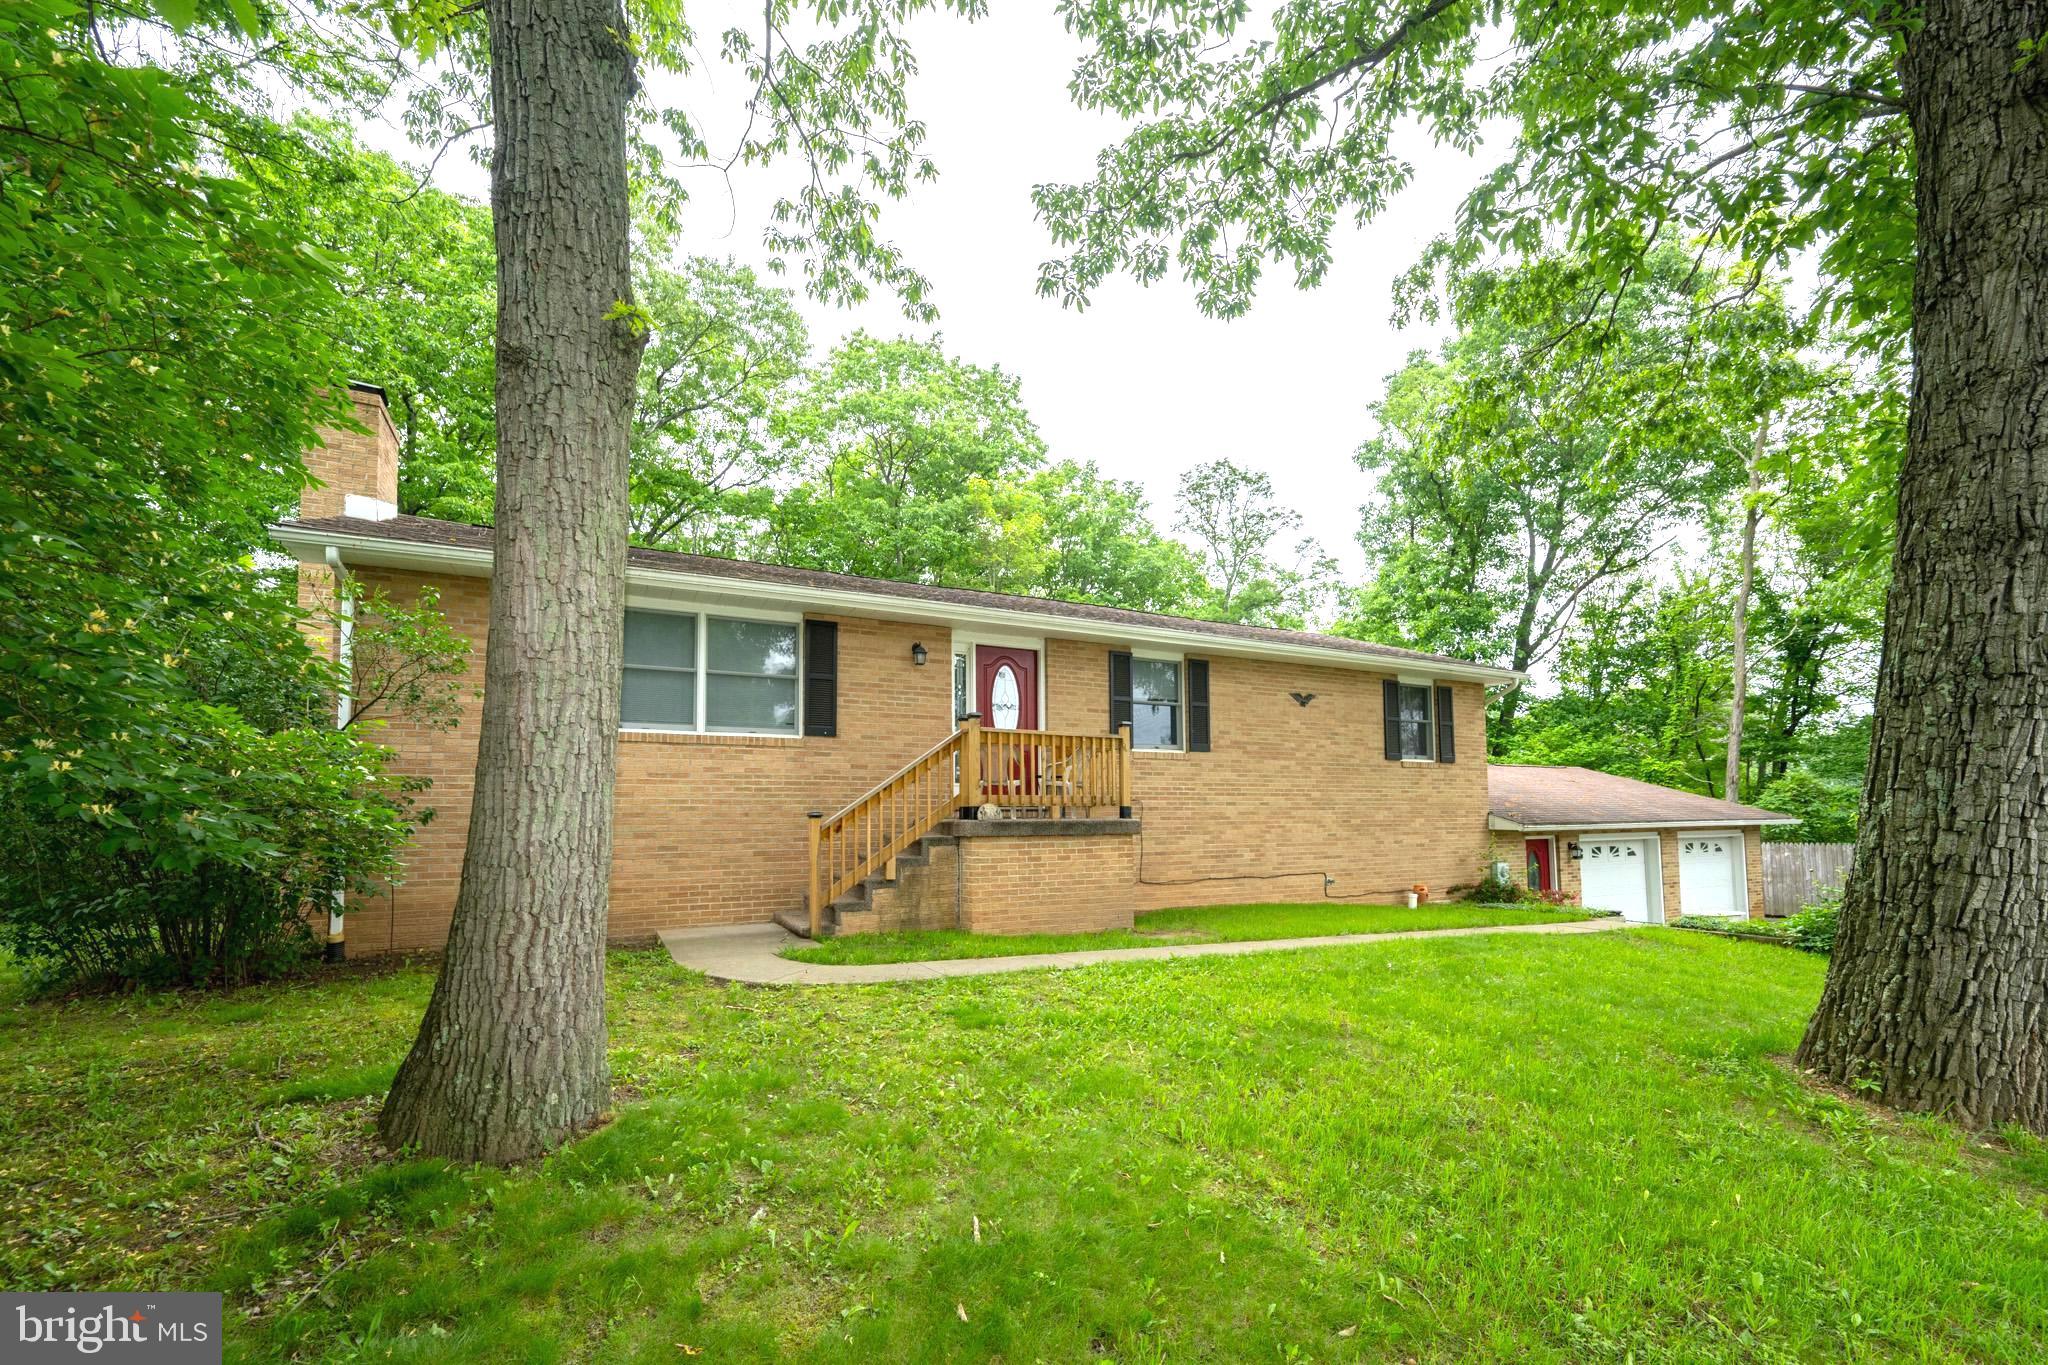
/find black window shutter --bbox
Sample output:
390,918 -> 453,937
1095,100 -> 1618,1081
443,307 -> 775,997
1109,651 -> 1133,734
802,619 -> 838,737
1435,684 -> 1456,763
1382,679 -> 1402,760
1186,659 -> 1211,752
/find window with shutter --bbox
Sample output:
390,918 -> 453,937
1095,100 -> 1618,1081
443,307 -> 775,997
1130,658 -> 1181,749
1383,679 -> 1438,760
621,607 -> 803,735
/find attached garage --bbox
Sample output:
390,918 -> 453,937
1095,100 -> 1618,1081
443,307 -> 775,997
1488,766 -> 1795,924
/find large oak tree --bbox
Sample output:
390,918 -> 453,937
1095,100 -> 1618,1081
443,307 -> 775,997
1038,0 -> 2045,1129
370,0 -> 974,1160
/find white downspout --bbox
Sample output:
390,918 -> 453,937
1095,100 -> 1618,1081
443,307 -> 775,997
324,546 -> 353,962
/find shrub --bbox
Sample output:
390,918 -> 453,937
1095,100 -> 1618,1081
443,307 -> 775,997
0,709 -> 423,990
1781,892 -> 1841,955
0,572 -> 465,992
1462,871 -> 1535,904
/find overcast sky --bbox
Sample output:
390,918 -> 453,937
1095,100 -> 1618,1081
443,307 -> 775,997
398,3 -> 1503,578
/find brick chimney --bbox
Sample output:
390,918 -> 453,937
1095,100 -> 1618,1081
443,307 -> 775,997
302,382 -> 400,521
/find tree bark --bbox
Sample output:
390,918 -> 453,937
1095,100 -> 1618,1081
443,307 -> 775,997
380,0 -> 646,1163
1796,0 -> 2048,1132
1724,418 -> 1766,802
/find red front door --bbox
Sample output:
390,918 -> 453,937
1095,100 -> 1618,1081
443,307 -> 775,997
975,646 -> 1039,731
1525,838 -> 1554,893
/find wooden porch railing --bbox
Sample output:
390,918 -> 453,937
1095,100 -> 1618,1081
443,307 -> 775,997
807,717 -> 1134,935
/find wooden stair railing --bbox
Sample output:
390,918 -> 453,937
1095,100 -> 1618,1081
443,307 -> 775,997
972,723 -> 1133,818
805,718 -> 1134,936
807,727 -> 963,938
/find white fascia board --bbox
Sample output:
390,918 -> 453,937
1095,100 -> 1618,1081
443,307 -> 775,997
1490,815 -> 1799,832
269,523 -> 1525,685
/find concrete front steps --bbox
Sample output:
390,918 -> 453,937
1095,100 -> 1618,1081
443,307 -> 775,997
774,832 -> 959,939
771,817 -> 1142,940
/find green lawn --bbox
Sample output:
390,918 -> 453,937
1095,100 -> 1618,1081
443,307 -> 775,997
784,899 -> 1592,965
4,932 -> 2046,1361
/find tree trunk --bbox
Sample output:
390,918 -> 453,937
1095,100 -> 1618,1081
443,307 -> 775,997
1796,0 -> 2048,1133
1724,418 -> 1766,802
380,0 -> 646,1164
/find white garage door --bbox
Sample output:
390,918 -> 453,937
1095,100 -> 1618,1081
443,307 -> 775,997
1579,838 -> 1657,922
1678,833 -> 1742,918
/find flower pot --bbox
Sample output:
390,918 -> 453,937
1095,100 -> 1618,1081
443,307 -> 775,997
1403,891 -> 1419,909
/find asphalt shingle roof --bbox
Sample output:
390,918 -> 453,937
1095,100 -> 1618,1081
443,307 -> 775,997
277,513 -> 1512,674
1488,764 -> 1792,827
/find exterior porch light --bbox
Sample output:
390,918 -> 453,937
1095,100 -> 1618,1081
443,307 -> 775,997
1567,841 -> 1584,861
911,642 -> 928,666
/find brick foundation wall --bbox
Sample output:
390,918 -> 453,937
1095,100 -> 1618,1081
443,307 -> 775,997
836,823 -> 1142,938
953,826 -> 1139,936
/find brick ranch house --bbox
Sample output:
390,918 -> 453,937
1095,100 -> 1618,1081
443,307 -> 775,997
276,386 -> 1785,953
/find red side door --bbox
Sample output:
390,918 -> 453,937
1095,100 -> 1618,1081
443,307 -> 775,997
1525,838 -> 1554,893
975,646 -> 1039,730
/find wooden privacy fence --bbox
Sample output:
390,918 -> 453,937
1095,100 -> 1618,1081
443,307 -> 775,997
806,717 -> 1133,936
1763,842 -> 1853,917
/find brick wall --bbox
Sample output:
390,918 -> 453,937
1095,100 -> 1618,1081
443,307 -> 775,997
954,828 -> 1139,935
1044,638 -> 1494,911
303,387 -> 398,518
337,567 -> 956,950
327,568 -> 1497,950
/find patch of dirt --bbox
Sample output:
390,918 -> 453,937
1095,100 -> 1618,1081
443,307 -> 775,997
314,949 -> 444,983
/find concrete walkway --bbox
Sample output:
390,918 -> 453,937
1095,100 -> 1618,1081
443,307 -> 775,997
658,915 -> 1627,985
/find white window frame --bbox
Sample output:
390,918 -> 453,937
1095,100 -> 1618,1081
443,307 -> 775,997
1395,672 -> 1437,763
1127,648 -> 1187,753
622,597 -> 804,738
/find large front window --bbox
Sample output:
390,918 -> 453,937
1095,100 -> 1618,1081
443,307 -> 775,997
1397,682 -> 1433,760
622,609 -> 798,734
1131,658 -> 1181,750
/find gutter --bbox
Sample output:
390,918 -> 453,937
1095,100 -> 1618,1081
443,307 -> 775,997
270,524 -> 1528,688
1487,815 -> 1801,832
323,546 -> 352,962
